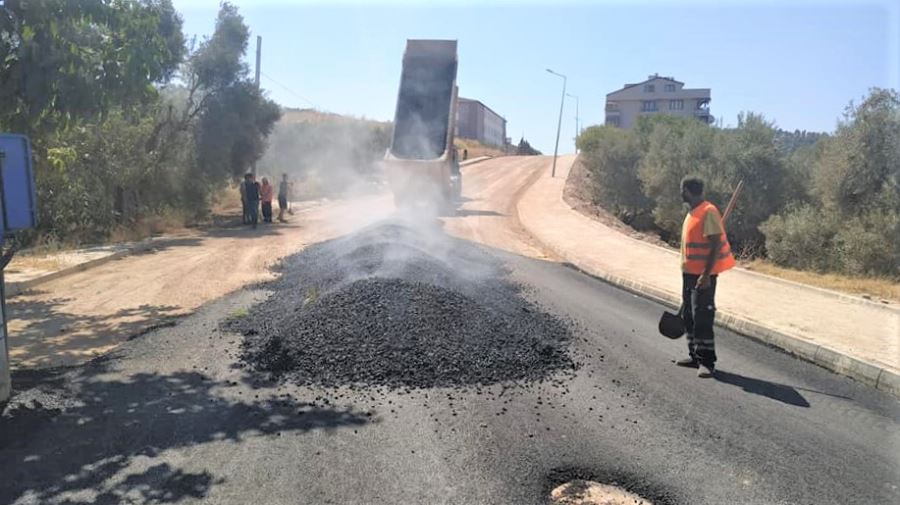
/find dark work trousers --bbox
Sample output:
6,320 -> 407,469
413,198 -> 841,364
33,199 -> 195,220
241,199 -> 249,224
246,200 -> 259,228
261,202 -> 273,223
682,273 -> 718,367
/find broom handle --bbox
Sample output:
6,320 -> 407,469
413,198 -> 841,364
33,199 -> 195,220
722,179 -> 744,223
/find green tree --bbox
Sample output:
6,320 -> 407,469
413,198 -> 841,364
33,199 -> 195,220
516,137 -> 541,155
763,88 -> 900,277
813,88 -> 900,217
152,2 -> 281,214
710,113 -> 791,251
195,81 -> 281,182
1,0 -> 186,242
637,115 -> 716,241
0,0 -> 184,136
576,125 -> 651,225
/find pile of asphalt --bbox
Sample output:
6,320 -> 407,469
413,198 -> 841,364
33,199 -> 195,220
230,221 -> 575,390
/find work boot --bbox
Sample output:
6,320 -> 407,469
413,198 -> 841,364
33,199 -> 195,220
675,357 -> 699,368
697,364 -> 715,378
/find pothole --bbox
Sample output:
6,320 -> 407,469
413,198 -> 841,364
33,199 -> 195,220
550,480 -> 653,505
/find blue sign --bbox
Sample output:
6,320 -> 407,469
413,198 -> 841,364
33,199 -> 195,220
0,134 -> 38,236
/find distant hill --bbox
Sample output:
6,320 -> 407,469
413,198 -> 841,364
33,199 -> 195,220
257,108 -> 391,197
774,128 -> 828,155
278,108 -> 390,127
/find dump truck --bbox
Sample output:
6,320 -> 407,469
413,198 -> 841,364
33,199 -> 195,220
384,39 -> 461,209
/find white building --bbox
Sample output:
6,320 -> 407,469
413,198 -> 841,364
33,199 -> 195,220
605,74 -> 712,129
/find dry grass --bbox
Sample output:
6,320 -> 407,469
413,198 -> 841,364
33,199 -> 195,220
7,254 -> 66,274
455,138 -> 507,159
108,210 -> 190,244
210,184 -> 243,216
743,259 -> 900,304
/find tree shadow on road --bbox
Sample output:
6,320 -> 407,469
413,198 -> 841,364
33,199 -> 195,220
0,357 -> 371,505
714,370 -> 810,407
130,236 -> 205,256
7,294 -> 184,369
205,224 -> 286,239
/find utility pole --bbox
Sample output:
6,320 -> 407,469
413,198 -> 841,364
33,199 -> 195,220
546,69 -> 566,178
0,267 -> 9,403
566,93 -> 579,153
0,151 -> 8,403
255,35 -> 261,89
252,35 -> 261,176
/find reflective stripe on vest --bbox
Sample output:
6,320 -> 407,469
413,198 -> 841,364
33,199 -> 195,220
682,201 -> 736,275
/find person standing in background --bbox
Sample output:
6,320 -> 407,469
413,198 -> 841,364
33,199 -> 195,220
239,178 -> 248,224
260,177 -> 274,223
243,173 -> 260,229
278,173 -> 292,223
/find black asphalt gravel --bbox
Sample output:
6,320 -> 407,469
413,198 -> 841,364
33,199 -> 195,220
232,222 -> 575,389
1,221 -> 898,505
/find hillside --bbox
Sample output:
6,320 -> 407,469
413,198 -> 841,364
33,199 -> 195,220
257,108 -> 392,198
454,138 -> 508,159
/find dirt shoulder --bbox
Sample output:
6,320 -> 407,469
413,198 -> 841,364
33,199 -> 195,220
7,194 -> 393,369
562,157 -> 668,249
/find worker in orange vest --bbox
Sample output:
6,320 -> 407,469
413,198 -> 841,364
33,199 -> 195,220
675,177 -> 736,378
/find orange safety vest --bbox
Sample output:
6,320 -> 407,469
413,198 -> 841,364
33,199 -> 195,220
682,201 -> 736,275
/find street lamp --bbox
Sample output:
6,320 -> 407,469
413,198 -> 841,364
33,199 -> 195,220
566,92 -> 580,152
546,68 -> 566,178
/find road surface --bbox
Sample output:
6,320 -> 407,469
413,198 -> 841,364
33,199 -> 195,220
1,156 -> 898,505
6,195 -> 393,369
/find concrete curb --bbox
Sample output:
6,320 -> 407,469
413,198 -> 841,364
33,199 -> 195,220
460,156 -> 492,167
519,182 -> 900,399
7,239 -> 156,297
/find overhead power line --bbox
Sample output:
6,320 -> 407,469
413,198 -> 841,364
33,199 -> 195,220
259,71 -> 318,109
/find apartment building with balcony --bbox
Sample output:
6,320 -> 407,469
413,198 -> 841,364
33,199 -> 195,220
605,74 -> 712,129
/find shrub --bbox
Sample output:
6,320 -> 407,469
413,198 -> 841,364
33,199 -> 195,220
834,211 -> 900,277
576,126 -> 651,223
760,205 -> 841,272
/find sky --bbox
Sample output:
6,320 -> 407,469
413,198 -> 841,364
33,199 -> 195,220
172,0 -> 900,154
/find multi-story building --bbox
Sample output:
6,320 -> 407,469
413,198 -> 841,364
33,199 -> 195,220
456,97 -> 507,147
605,74 -> 712,129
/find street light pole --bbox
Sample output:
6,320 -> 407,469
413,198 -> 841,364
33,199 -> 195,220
547,69 -> 566,178
567,93 -> 579,152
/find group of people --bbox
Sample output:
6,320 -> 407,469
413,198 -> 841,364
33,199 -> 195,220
240,173 -> 292,229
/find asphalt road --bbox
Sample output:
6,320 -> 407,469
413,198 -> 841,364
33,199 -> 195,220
1,157 -> 898,505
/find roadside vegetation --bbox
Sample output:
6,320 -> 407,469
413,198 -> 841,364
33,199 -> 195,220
1,1 -> 280,247
575,88 -> 899,284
